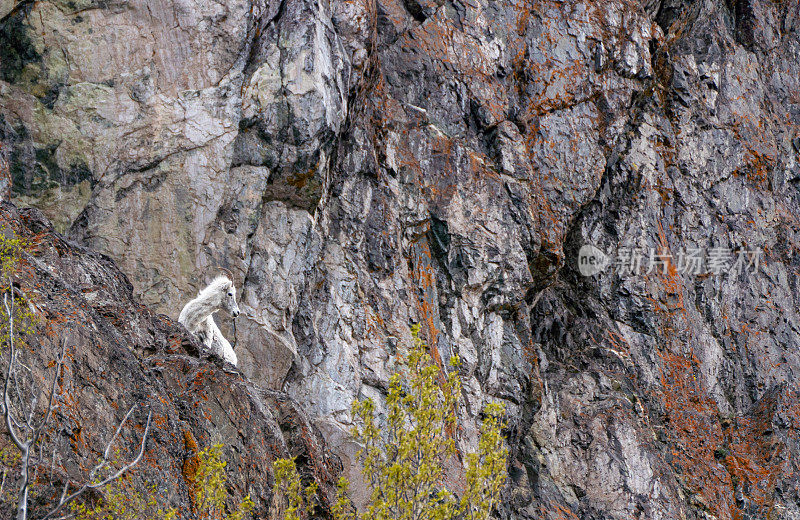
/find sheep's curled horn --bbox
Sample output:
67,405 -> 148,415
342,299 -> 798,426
217,266 -> 236,285
216,266 -> 238,349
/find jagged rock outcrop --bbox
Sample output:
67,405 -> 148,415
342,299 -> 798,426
2,0 -> 800,518
0,202 -> 340,518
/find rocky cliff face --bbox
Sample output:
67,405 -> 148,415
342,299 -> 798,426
2,0 -> 800,518
0,202 -> 341,518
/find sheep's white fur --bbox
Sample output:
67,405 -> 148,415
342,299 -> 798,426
178,276 -> 240,366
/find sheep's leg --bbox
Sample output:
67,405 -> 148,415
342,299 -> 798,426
191,318 -> 213,356
205,316 -> 237,366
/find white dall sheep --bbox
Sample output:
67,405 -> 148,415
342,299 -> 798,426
178,275 -> 240,366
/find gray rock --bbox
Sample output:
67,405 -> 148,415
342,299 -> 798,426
3,0 -> 800,517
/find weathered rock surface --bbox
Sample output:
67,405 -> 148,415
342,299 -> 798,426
3,0 -> 800,518
0,203 -> 340,518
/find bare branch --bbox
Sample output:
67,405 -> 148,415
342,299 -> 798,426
41,409 -> 153,520
88,403 -> 137,482
33,344 -> 65,439
24,396 -> 37,431
3,284 -> 33,520
89,409 -> 152,488
3,290 -> 24,451
57,478 -> 69,511
50,443 -> 57,483
12,365 -> 27,426
103,404 -> 138,462
1,278 -> 151,520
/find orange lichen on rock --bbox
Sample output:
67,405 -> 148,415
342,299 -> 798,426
182,430 -> 200,514
722,389 -> 790,517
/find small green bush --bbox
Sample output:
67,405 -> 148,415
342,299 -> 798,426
274,324 -> 508,520
195,444 -> 254,520
69,443 -> 254,520
0,227 -> 35,349
69,477 -> 176,520
0,227 -> 26,282
272,458 -> 318,520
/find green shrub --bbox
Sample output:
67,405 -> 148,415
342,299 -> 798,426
274,324 -> 508,520
69,443 -> 254,520
69,477 -> 176,520
195,444 -> 254,520
0,227 -> 26,282
0,227 -> 35,348
272,458 -> 318,520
